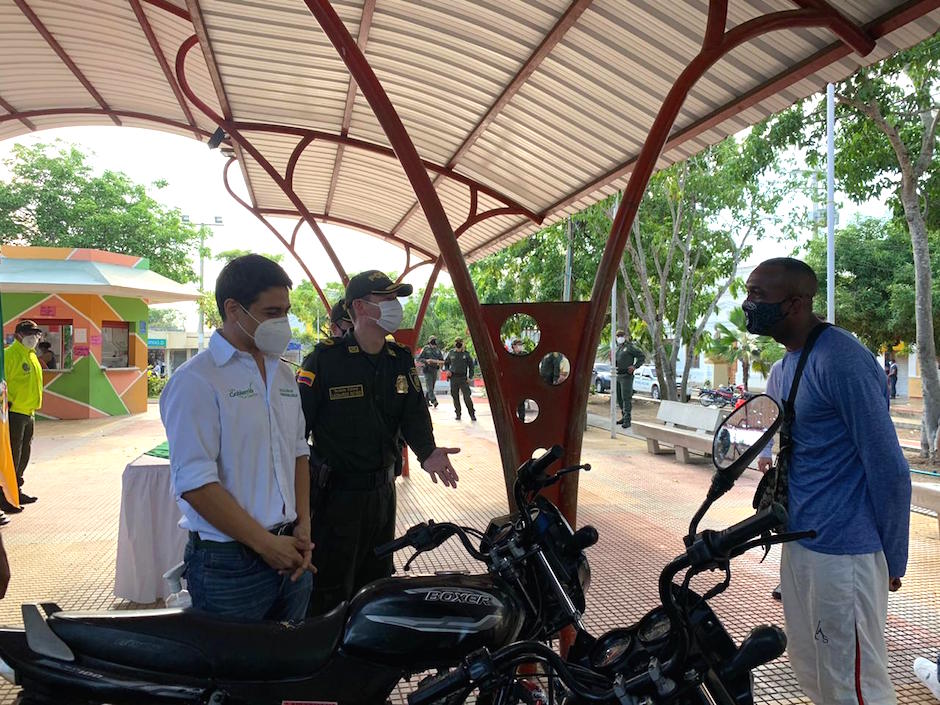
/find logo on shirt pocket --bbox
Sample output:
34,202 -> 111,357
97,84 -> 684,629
229,383 -> 258,399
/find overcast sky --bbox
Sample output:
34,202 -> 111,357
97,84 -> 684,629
0,125 -> 887,328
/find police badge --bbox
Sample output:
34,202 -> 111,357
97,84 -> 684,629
395,374 -> 408,394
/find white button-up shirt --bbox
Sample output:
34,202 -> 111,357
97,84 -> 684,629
160,331 -> 309,542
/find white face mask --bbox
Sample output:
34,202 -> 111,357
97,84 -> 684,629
616,336 -> 626,345
368,299 -> 404,333
21,335 -> 39,349
239,306 -> 292,356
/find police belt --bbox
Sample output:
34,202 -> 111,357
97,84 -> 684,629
189,521 -> 296,551
330,466 -> 396,491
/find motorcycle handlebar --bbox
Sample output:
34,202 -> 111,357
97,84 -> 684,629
710,503 -> 787,556
374,533 -> 415,559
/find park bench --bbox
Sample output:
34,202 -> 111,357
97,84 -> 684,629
631,400 -> 728,464
911,481 -> 940,539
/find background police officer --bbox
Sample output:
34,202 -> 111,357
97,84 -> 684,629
417,336 -> 444,407
614,329 -> 645,428
2,319 -> 45,515
298,270 -> 459,616
328,299 -> 352,339
444,338 -> 475,421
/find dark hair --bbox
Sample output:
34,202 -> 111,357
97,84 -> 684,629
759,257 -> 819,298
37,342 -> 52,352
215,255 -> 293,321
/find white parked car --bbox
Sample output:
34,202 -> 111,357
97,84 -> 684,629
632,364 -> 702,399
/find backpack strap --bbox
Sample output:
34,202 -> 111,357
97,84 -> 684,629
784,322 -> 831,414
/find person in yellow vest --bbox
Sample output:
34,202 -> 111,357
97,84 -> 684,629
3,320 -> 44,514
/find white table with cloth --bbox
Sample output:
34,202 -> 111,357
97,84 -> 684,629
114,443 -> 188,603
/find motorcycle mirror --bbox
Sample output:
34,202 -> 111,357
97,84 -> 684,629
687,395 -> 783,544
712,394 -> 781,478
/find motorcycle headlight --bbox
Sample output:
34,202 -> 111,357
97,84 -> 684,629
577,554 -> 591,594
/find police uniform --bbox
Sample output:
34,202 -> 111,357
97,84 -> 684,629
444,342 -> 475,420
417,340 -> 444,406
298,331 -> 436,616
615,333 -> 645,428
3,321 -> 44,498
329,299 -> 352,339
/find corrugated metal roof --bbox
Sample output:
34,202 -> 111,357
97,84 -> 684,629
1,0 -> 937,265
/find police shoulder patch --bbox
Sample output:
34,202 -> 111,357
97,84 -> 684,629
409,368 -> 422,392
296,369 -> 315,387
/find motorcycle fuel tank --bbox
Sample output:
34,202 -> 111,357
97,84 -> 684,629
342,573 -> 525,669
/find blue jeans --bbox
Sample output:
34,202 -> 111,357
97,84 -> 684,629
183,535 -> 312,622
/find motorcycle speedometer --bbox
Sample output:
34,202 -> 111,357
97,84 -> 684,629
590,629 -> 633,670
637,607 -> 673,647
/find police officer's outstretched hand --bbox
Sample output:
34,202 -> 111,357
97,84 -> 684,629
422,447 -> 460,489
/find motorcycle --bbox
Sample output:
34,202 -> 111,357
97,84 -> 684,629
0,395 -> 805,705
698,385 -> 748,409
406,394 -> 814,705
0,446 -> 596,704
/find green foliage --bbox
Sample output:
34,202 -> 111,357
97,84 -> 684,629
290,280 -> 344,350
0,141 -> 200,283
215,249 -> 283,264
197,290 -> 222,331
708,308 -> 785,389
147,373 -> 167,398
148,307 -> 185,331
402,285 -> 471,354
804,217 -> 940,351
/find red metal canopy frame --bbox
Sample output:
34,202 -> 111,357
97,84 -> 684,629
299,0 -> 890,525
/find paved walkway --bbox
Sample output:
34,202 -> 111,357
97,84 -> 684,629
0,400 -> 937,704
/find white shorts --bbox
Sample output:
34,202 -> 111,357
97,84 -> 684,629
781,541 -> 895,704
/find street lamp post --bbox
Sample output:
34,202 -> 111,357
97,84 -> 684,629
183,215 -> 224,352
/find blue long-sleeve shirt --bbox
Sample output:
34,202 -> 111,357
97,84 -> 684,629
764,326 -> 911,577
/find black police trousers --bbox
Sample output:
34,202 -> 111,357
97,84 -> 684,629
8,412 -> 34,487
450,376 -> 474,418
306,482 -> 396,617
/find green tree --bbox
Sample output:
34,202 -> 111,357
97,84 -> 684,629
804,218 -> 940,352
770,35 -> 940,457
617,131 -> 786,400
0,141 -> 200,283
215,249 -> 283,264
148,307 -> 185,331
402,285 -> 470,353
709,308 -> 785,390
290,280 -> 344,348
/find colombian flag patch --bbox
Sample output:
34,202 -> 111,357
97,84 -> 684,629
296,369 -> 315,387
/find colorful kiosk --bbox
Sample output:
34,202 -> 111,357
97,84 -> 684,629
0,246 -> 199,419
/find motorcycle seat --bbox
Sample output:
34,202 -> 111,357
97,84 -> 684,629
45,601 -> 347,680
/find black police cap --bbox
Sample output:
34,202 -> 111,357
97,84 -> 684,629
345,270 -> 413,306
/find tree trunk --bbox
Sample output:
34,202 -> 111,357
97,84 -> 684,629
902,190 -> 940,457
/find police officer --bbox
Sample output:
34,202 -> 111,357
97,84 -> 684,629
614,329 -> 645,428
417,336 -> 444,407
2,320 -> 45,515
298,270 -> 460,616
329,299 -> 352,340
444,338 -> 475,421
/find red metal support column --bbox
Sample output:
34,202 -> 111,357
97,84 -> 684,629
305,0 -> 524,490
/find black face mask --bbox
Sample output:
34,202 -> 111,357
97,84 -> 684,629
742,299 -> 789,335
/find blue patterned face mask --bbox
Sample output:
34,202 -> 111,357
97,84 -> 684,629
742,299 -> 788,335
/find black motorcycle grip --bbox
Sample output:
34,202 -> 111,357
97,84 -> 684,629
713,503 -> 787,555
529,444 -> 564,477
408,666 -> 469,705
375,534 -> 412,558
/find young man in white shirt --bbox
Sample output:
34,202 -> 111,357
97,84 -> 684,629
160,255 -> 313,620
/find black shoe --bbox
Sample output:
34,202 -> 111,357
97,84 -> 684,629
621,421 -> 630,429
771,584 -> 781,601
616,417 -> 624,425
18,493 -> 37,504
470,414 -> 477,421
0,513 -> 9,527
0,500 -> 23,514
433,401 -> 439,408
455,415 -> 461,420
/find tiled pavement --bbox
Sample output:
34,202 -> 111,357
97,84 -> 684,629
0,400 -> 937,703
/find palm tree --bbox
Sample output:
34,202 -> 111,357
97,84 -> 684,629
709,308 -> 784,390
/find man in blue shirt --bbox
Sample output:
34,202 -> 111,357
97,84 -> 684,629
747,258 -> 910,704
161,255 -> 313,620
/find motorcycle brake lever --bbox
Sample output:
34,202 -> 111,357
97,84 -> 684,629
402,550 -> 423,572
